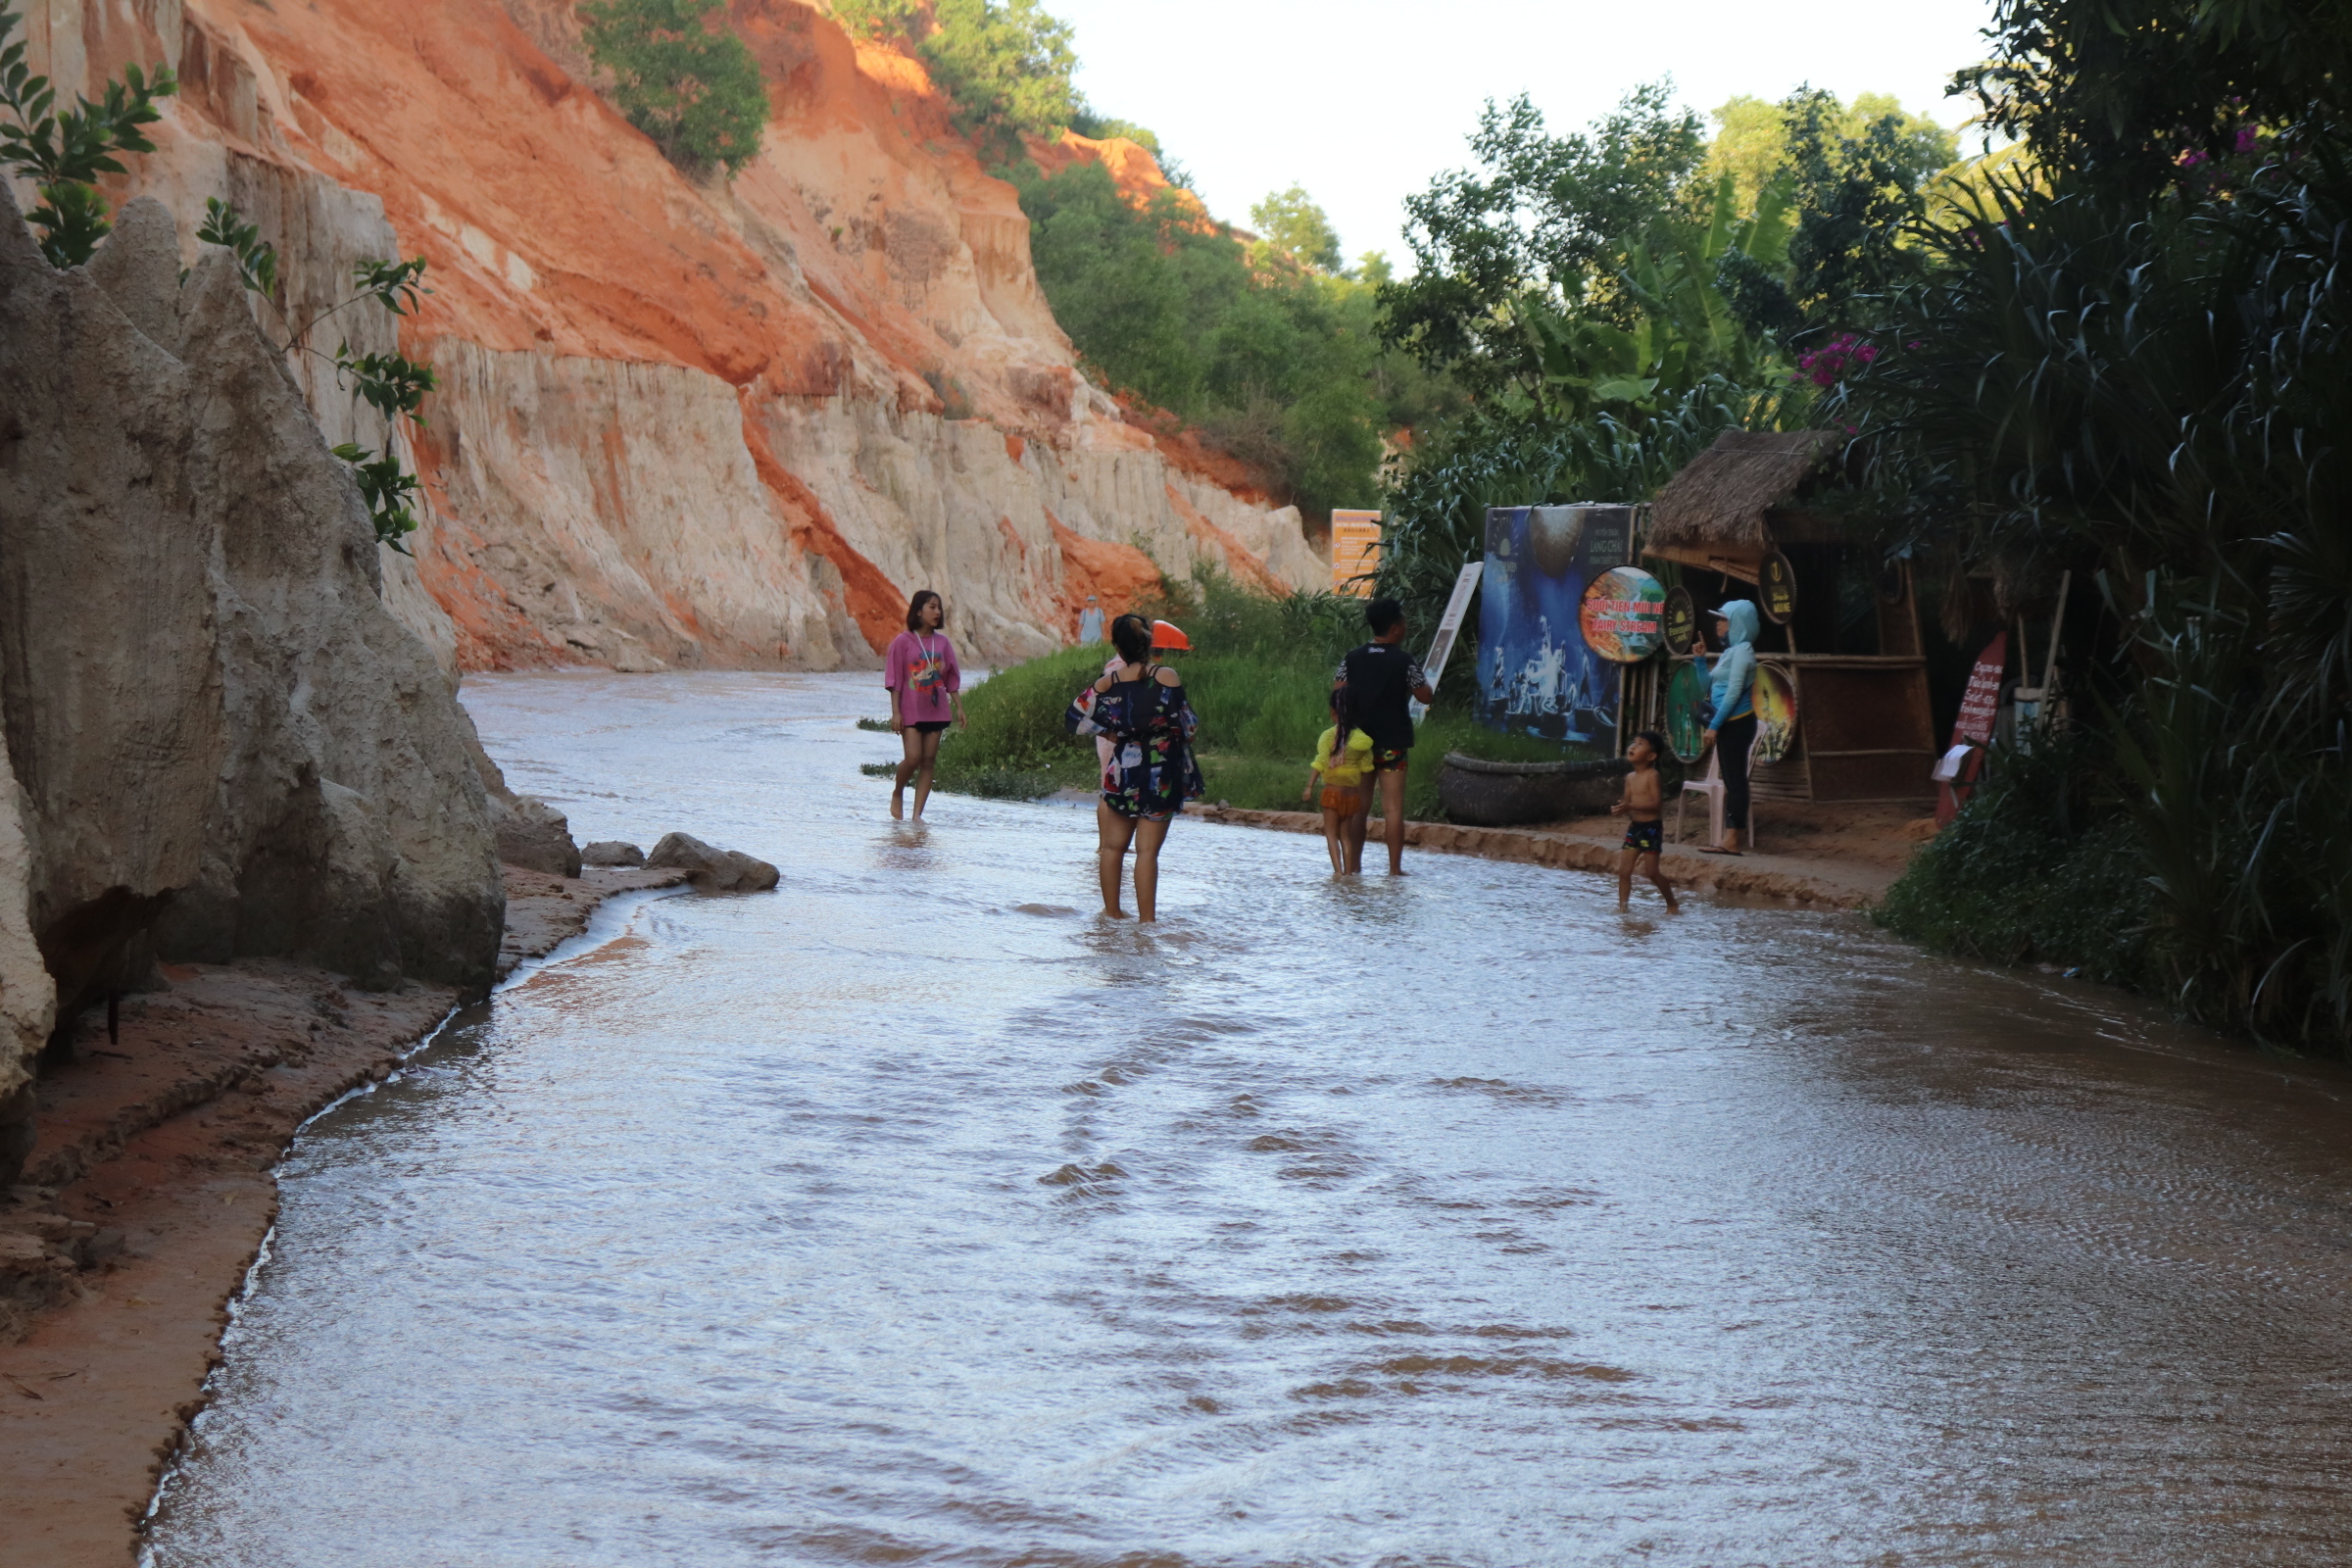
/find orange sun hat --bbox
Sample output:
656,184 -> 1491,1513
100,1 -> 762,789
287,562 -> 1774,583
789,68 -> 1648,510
1151,619 -> 1192,651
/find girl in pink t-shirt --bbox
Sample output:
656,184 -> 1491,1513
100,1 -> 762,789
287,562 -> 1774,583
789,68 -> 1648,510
885,589 -> 964,819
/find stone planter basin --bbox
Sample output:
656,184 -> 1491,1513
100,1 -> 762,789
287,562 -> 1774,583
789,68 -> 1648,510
1438,752 -> 1631,827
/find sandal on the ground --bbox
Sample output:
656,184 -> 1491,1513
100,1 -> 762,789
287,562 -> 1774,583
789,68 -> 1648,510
1698,846 -> 1744,856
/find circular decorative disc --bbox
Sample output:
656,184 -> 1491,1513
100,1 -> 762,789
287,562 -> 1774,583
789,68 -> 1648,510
1661,584 -> 1697,656
1579,566 -> 1666,663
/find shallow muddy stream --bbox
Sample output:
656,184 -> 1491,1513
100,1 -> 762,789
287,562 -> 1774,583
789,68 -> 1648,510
146,672 -> 2352,1566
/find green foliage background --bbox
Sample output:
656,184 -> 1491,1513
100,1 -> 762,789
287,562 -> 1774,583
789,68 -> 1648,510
1371,79 -> 1957,630
1838,1 -> 2352,1053
1011,161 -> 1451,517
580,0 -> 767,172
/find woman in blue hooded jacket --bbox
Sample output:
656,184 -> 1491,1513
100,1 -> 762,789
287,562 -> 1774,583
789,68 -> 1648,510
1700,600 -> 1760,855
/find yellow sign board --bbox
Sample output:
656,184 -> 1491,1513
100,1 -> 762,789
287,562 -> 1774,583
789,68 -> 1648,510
1330,510 -> 1382,598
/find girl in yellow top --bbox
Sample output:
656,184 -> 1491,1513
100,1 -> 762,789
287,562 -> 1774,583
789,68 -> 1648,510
1300,687 -> 1375,873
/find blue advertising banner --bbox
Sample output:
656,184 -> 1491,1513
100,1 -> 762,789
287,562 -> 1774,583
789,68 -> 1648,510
1477,505 -> 1635,752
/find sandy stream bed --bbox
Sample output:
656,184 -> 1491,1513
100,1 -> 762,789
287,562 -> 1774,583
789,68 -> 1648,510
0,795 -> 1927,1564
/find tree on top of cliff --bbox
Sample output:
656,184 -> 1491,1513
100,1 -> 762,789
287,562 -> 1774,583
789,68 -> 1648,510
580,0 -> 768,174
833,0 -> 1079,158
1249,186 -> 1345,277
925,0 -> 1077,154
1067,109 -> 1162,158
1016,164 -> 1455,519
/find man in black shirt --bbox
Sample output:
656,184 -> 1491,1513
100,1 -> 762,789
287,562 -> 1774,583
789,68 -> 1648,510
1334,597 -> 1435,875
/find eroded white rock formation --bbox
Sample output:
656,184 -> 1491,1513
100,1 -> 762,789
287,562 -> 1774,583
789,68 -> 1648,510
0,724 -> 55,1186
0,186 -> 505,1176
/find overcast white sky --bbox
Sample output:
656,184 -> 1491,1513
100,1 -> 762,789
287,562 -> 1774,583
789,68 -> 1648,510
1048,0 -> 2002,267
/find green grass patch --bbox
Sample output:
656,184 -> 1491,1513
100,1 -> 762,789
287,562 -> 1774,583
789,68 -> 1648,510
927,643 -> 1111,797
1196,753 -> 1311,811
913,572 -> 1598,818
929,649 -> 1572,816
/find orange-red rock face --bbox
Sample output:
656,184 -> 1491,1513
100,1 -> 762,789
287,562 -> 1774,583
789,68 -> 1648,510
1026,126 -> 1202,216
36,0 -> 1321,670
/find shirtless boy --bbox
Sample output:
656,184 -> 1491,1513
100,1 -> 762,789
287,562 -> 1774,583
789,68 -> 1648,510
1610,730 -> 1679,912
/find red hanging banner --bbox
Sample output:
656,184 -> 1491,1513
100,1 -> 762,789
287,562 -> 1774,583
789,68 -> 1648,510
1936,632 -> 2007,824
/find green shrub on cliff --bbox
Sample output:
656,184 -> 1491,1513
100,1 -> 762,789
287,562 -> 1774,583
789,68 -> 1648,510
1066,109 -> 1160,157
0,3 -> 176,267
826,0 -> 1446,516
921,0 -> 1078,152
1014,162 -> 1451,519
196,197 -> 438,554
581,0 -> 767,174
834,0 -> 1078,156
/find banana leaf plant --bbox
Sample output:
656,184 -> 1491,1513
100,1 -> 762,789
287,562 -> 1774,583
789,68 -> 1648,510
1517,170 -> 1799,423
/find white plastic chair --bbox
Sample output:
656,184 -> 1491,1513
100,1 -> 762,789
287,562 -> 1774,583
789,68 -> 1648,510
1675,748 -> 1757,850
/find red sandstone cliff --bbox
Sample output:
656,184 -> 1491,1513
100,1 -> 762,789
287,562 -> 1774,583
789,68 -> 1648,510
24,0 -> 1321,671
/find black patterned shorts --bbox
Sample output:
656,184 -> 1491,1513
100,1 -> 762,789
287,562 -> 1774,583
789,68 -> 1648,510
1622,818 -> 1663,855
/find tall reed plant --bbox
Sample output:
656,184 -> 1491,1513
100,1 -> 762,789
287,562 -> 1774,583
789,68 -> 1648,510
1843,153 -> 2352,1054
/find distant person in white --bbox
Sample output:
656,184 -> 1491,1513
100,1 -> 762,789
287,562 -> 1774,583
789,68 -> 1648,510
1077,596 -> 1104,645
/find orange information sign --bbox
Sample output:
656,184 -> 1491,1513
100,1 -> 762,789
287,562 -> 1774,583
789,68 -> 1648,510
1330,510 -> 1382,598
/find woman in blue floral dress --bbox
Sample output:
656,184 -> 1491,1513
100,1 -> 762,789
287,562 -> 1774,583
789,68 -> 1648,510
1065,613 -> 1203,921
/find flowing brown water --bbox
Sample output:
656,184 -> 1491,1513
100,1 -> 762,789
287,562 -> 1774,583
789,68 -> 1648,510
144,672 -> 2352,1566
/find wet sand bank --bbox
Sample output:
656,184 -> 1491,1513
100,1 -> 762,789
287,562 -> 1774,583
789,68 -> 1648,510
0,864 -> 685,1568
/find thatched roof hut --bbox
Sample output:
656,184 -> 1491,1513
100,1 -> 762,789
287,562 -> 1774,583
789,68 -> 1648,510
1647,430 -> 1836,551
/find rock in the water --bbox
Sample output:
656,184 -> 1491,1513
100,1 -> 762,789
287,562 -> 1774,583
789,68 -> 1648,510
581,841 -> 646,867
0,185 -> 503,1014
493,797 -> 583,879
646,833 -> 779,893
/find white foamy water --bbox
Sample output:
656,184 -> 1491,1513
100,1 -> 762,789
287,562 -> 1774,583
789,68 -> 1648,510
146,672 -> 2352,1566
